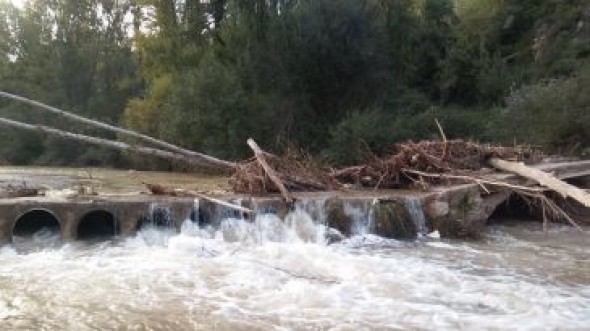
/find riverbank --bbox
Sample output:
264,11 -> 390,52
0,166 -> 231,196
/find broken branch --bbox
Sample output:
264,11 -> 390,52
402,169 -> 545,193
0,91 -> 237,172
0,117 -> 208,167
247,138 -> 295,206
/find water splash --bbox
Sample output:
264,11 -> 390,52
404,197 -> 429,236
1,215 -> 589,330
12,227 -> 62,253
293,198 -> 328,225
344,199 -> 375,235
144,203 -> 174,228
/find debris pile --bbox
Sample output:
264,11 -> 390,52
230,149 -> 337,195
230,140 -> 536,194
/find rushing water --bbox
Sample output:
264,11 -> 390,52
404,197 -> 429,237
1,208 -> 590,330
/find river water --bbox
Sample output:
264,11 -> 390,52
1,210 -> 589,330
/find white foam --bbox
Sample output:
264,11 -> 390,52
0,218 -> 588,330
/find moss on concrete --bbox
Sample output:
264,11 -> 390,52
373,200 -> 416,239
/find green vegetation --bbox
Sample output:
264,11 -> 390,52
1,0 -> 589,168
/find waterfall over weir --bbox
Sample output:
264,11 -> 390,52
403,196 -> 429,237
2,194 -> 590,330
196,195 -> 430,240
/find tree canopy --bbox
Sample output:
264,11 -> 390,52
1,0 -> 589,167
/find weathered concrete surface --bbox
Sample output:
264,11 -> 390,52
1,162 -> 589,244
1,177 -> 588,244
0,196 -> 195,245
423,184 -> 510,238
0,190 -> 433,244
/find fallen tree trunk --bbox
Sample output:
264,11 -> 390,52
247,138 -> 295,206
190,193 -> 254,215
142,182 -> 253,215
489,158 -> 590,208
0,91 -> 237,172
0,117 -> 212,167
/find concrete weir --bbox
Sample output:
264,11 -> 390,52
0,185 -> 507,245
0,196 -> 196,245
1,159 -> 589,245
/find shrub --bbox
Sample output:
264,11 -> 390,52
323,110 -> 396,165
498,66 -> 590,153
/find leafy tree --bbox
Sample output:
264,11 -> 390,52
2,0 -> 590,166
0,0 -> 138,166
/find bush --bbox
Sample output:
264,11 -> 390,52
323,110 -> 396,165
497,66 -> 590,153
436,106 -> 498,142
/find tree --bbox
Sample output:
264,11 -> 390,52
0,0 -> 138,166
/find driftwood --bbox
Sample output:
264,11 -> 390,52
247,138 -> 295,206
490,158 -> 590,208
143,182 -> 253,215
190,193 -> 254,215
402,169 -> 546,194
0,91 -> 237,172
516,191 -> 584,231
0,117 -> 208,167
330,140 -> 530,189
230,148 -> 337,195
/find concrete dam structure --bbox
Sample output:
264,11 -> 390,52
0,186 -> 552,245
1,160 -> 590,245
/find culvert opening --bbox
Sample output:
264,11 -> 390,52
488,194 -> 539,225
13,209 -> 61,238
77,210 -> 118,240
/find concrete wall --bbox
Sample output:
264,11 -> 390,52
0,197 -> 195,244
0,185 -> 517,245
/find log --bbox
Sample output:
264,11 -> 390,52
0,91 -> 237,172
489,158 -> 590,208
142,182 -> 255,215
0,117 -> 208,167
142,182 -> 254,215
190,193 -> 254,215
247,138 -> 295,206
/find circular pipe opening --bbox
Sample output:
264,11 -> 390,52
77,210 -> 118,240
13,209 -> 61,238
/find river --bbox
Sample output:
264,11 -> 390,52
1,209 -> 589,330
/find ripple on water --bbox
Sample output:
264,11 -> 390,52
0,216 -> 589,330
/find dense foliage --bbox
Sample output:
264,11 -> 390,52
1,0 -> 589,167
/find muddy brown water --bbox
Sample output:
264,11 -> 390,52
0,167 -> 589,330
